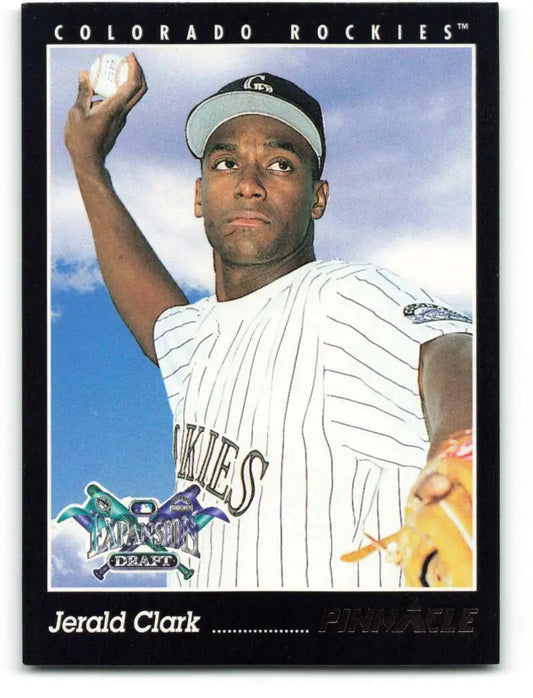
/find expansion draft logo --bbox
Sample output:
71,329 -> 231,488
57,483 -> 229,581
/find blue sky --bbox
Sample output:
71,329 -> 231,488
49,44 -> 473,587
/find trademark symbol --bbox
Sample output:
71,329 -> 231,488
457,22 -> 469,30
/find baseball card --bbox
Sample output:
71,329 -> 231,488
22,1 -> 499,665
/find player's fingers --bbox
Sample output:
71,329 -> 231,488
125,53 -> 148,111
125,70 -> 148,111
89,98 -> 105,111
69,70 -> 93,119
104,53 -> 147,115
416,472 -> 452,501
439,459 -> 473,498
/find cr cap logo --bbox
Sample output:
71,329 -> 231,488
243,74 -> 274,93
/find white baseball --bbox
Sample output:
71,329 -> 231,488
89,54 -> 129,99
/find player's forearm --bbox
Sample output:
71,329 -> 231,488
419,333 -> 473,458
74,164 -> 188,363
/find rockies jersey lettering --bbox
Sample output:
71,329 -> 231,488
154,261 -> 472,590
174,423 -> 269,516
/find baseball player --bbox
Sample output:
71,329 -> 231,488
65,55 -> 473,590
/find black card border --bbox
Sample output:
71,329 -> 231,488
22,2 -> 499,666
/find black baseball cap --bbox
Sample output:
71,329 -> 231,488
185,73 -> 326,176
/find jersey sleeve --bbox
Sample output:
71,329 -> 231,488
361,265 -> 471,336
153,299 -> 212,416
324,264 -> 472,363
321,264 -> 472,469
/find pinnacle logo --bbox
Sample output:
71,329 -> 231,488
243,74 -> 273,93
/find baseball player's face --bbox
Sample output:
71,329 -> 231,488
194,115 -> 328,267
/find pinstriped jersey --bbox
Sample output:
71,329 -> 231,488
154,260 -> 472,590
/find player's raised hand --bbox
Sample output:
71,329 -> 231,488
64,53 -> 147,174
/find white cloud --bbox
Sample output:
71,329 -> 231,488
371,233 -> 474,310
50,517 -> 167,588
52,262 -> 103,293
114,161 -> 215,294
51,161 -> 215,295
50,518 -> 96,586
50,180 -> 98,264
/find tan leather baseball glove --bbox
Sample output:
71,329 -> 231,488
341,430 -> 473,587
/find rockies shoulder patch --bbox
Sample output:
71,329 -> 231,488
403,302 -> 472,325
